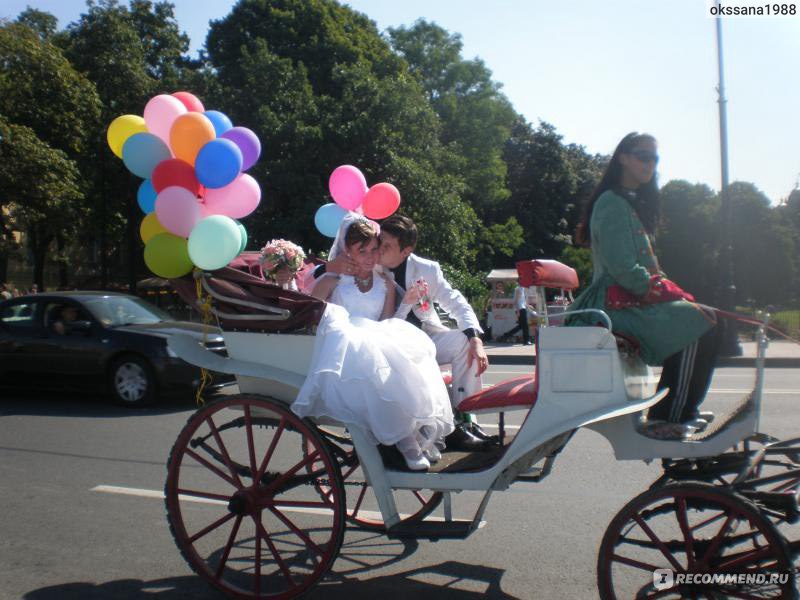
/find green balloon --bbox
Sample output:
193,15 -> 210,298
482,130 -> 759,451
144,233 -> 193,278
188,215 -> 242,270
236,221 -> 248,254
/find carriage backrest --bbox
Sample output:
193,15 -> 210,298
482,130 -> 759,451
170,261 -> 326,333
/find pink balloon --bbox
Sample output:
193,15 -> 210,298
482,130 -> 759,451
203,174 -> 262,219
329,165 -> 367,210
362,182 -> 401,219
155,186 -> 201,238
144,94 -> 187,145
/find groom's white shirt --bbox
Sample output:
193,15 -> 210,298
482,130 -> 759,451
387,253 -> 482,334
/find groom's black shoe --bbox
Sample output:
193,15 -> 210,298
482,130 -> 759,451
466,422 -> 500,446
445,423 -> 492,452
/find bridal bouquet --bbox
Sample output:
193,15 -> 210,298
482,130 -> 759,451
259,239 -> 306,286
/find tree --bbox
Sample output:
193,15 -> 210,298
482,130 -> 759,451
0,118 -> 83,288
656,180 -> 719,302
388,20 -> 516,217
57,0 -> 196,287
204,0 -> 479,268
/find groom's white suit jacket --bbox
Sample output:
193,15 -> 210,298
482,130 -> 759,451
387,254 -> 482,335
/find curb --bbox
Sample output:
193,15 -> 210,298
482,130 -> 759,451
486,353 -> 800,369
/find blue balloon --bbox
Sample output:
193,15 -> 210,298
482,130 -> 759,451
195,139 -> 243,189
137,179 -> 157,214
204,110 -> 233,137
122,133 -> 171,179
314,203 -> 347,237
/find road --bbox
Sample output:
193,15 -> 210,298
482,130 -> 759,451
1,365 -> 798,599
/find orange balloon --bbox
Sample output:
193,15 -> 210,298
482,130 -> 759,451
169,113 -> 215,166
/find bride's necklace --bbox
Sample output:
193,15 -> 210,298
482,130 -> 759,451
354,272 -> 373,290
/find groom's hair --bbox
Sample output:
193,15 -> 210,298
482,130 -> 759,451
380,215 -> 417,250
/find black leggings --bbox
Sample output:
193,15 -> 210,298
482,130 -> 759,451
648,320 -> 726,423
504,309 -> 531,343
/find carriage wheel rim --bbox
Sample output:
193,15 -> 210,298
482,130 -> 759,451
598,483 -> 794,599
114,363 -> 147,401
165,396 -> 345,599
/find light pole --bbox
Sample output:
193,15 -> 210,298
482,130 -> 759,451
715,6 -> 742,355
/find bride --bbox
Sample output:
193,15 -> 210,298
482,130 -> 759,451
291,213 -> 454,470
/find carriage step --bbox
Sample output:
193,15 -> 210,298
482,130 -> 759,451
386,519 -> 474,541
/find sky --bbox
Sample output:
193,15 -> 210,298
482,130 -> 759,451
3,0 -> 799,203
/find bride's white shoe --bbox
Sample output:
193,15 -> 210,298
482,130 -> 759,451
424,446 -> 441,463
402,452 -> 431,471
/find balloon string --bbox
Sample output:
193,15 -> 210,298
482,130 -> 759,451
194,272 -> 214,406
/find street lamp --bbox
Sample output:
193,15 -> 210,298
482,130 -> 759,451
715,5 -> 742,356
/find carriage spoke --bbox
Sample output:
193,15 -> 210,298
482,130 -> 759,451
412,490 -> 429,505
189,511 -> 236,544
264,450 -> 321,495
698,512 -> 737,566
205,416 -> 244,489
256,418 -> 286,482
243,405 -> 258,475
610,553 -> 663,573
675,497 -> 695,569
214,515 -> 243,579
177,488 -> 231,503
267,506 -> 324,558
254,517 -> 295,587
716,546 -> 775,571
272,500 -> 331,509
633,513 -> 684,571
351,485 -> 369,518
254,521 -> 262,598
185,448 -> 239,488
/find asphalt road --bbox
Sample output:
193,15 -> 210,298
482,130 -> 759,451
1,365 -> 799,600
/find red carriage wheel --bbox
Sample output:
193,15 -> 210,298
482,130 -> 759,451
598,482 -> 795,599
304,427 -> 443,531
165,395 -> 345,599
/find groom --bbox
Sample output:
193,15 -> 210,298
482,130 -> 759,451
377,214 -> 494,452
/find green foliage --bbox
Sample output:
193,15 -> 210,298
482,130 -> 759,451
558,245 -> 592,292
440,262 -> 489,318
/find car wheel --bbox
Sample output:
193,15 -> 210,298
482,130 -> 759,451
109,355 -> 157,407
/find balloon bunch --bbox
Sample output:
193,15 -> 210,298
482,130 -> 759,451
314,165 -> 401,237
107,91 -> 262,278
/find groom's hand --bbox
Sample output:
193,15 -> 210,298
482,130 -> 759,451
327,253 -> 357,276
467,337 -> 489,376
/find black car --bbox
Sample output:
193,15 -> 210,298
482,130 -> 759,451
0,291 -> 228,406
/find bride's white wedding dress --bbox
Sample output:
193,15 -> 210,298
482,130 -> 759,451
292,273 -> 454,458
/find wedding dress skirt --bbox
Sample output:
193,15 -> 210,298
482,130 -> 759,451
292,275 -> 454,451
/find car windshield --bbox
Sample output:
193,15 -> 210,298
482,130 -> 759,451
82,296 -> 173,327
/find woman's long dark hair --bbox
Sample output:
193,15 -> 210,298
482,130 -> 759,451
575,132 -> 660,247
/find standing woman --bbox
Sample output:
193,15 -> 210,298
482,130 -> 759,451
567,132 -> 724,439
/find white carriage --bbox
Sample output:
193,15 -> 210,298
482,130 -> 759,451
164,258 -> 796,599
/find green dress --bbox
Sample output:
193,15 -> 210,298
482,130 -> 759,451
567,190 -> 714,365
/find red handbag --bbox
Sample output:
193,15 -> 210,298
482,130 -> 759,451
606,275 -> 694,310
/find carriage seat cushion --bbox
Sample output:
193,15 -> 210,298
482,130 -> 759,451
458,374 -> 537,414
516,259 -> 579,290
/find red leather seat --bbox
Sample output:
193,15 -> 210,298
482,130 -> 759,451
458,374 -> 537,413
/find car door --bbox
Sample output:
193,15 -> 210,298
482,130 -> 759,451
0,298 -> 44,384
35,299 -> 106,383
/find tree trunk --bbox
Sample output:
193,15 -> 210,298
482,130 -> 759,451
28,225 -> 51,291
0,248 -> 7,284
56,234 -> 69,289
127,181 -> 137,293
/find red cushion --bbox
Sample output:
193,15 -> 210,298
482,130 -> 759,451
458,374 -> 537,412
516,259 -> 579,290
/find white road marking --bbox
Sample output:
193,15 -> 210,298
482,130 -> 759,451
91,484 -> 480,524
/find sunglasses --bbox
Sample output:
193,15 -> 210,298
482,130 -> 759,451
629,150 -> 659,164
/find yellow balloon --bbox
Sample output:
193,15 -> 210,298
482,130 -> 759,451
107,114 -> 147,158
140,212 -> 166,244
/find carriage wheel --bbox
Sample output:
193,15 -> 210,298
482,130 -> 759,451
165,395 -> 345,599
305,427 -> 443,531
598,482 -> 795,599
